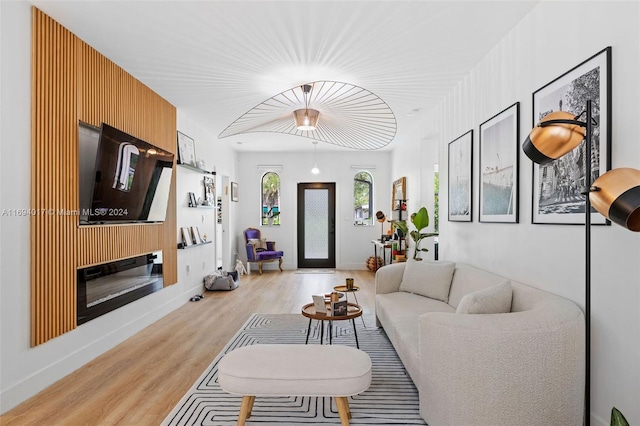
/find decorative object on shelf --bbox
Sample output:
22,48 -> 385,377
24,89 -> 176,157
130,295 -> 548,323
522,46 -> 640,424
191,226 -> 202,244
448,130 -> 473,222
310,141 -> 320,174
218,81 -> 397,150
197,159 -> 206,170
479,102 -> 519,223
181,227 -> 192,247
203,176 -> 215,206
530,47 -> 611,225
375,210 -> 386,241
231,182 -> 239,202
391,177 -> 406,211
177,131 -> 197,166
188,192 -> 197,207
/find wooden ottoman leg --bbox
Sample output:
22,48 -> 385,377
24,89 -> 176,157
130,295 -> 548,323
238,395 -> 255,425
335,396 -> 351,425
258,261 -> 263,275
278,257 -> 283,272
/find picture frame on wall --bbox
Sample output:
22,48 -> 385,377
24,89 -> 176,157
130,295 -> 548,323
531,47 -> 611,225
203,176 -> 215,206
231,182 -> 239,202
448,130 -> 473,222
177,131 -> 197,166
391,177 -> 406,210
479,102 -> 519,223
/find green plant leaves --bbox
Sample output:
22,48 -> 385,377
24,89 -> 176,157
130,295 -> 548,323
611,407 -> 629,426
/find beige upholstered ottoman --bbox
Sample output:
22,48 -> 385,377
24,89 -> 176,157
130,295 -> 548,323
218,344 -> 372,426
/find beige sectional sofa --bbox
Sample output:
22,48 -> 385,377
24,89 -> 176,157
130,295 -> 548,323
375,260 -> 585,426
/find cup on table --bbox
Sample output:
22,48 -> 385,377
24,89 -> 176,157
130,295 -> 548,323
346,278 -> 354,290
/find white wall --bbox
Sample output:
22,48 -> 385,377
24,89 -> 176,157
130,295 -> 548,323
175,112 -> 238,291
235,150 -> 391,270
0,2 -> 237,414
418,2 -> 639,424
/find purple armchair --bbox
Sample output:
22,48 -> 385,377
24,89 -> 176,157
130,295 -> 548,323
244,228 -> 284,275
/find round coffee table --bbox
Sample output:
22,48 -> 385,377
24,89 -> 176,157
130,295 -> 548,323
302,302 -> 363,348
333,285 -> 366,328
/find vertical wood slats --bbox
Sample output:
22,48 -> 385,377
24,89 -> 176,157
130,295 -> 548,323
31,8 -> 177,347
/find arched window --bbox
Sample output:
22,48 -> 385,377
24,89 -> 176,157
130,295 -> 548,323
353,171 -> 373,225
261,172 -> 281,226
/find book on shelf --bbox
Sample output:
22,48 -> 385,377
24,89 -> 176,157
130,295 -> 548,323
312,294 -> 327,314
331,300 -> 348,316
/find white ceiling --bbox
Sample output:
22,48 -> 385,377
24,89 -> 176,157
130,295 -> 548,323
32,0 -> 539,153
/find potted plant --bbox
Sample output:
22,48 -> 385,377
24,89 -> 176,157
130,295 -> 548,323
395,207 -> 438,260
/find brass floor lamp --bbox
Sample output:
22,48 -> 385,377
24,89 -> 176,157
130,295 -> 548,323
522,100 -> 640,425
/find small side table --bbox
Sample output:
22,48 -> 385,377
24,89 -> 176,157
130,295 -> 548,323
302,302 -> 363,348
333,285 -> 366,328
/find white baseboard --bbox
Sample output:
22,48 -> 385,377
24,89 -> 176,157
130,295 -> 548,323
0,286 -> 194,414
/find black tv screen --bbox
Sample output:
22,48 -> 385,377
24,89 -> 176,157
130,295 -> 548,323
87,123 -> 174,224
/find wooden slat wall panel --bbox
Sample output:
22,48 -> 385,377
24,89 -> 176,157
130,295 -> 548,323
31,8 -> 177,347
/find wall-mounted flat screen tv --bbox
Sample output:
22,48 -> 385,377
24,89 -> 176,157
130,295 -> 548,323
86,123 -> 174,224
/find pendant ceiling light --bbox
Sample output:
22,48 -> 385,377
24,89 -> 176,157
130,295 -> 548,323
311,141 -> 320,174
294,84 -> 320,131
218,81 -> 396,150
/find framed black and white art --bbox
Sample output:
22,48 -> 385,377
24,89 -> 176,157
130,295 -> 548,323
479,102 -> 519,223
177,131 -> 197,167
448,130 -> 473,222
531,47 -> 611,225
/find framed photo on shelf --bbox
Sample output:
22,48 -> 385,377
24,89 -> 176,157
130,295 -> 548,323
181,227 -> 192,246
391,177 -> 406,210
531,47 -> 611,225
191,226 -> 202,244
177,131 -> 197,166
188,192 -> 197,207
231,182 -> 239,202
448,130 -> 473,222
479,102 -> 519,223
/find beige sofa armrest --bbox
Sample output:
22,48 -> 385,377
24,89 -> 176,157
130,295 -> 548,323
374,263 -> 405,295
418,300 -> 585,426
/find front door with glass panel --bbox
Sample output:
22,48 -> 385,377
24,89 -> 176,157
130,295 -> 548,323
297,183 -> 336,268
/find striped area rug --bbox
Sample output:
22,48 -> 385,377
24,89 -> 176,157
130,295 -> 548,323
162,313 -> 427,426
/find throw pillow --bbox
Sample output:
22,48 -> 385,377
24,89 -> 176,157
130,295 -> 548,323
456,280 -> 513,314
248,238 -> 268,250
399,260 -> 456,303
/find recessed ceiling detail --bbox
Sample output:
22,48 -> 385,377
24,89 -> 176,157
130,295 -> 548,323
218,81 -> 397,150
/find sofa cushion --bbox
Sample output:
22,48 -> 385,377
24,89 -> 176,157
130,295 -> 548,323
399,260 -> 455,303
375,292 -> 455,382
447,263 -> 510,309
456,280 -> 512,314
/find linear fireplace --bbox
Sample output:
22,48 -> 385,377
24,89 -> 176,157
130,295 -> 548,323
77,251 -> 163,325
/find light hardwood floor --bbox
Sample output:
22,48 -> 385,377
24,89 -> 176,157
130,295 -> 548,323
1,269 -> 377,426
